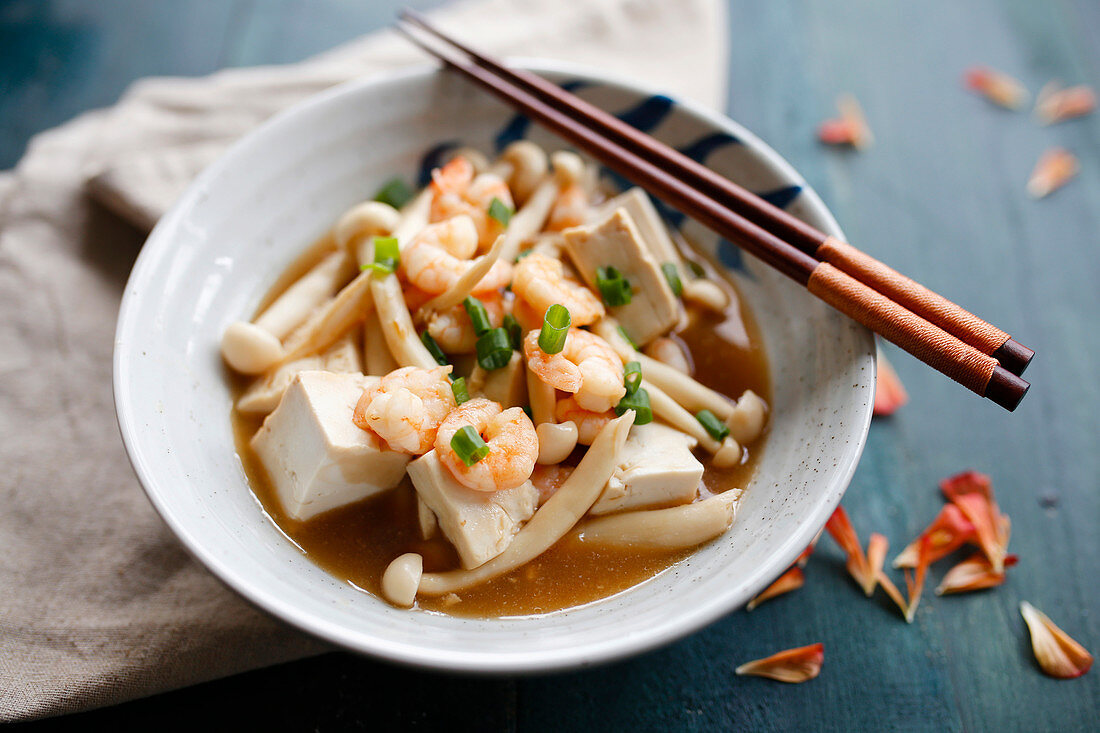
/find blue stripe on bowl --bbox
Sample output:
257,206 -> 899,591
492,80 -> 591,152
417,140 -> 463,187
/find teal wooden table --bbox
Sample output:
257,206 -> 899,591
5,1 -> 1097,730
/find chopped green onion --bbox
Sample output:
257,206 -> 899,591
361,236 -> 400,275
451,377 -> 470,405
476,328 -> 513,370
373,177 -> 413,209
421,331 -> 448,366
615,387 -> 653,425
695,409 -> 730,441
538,304 -> 571,354
661,262 -> 683,296
463,296 -> 493,337
450,425 -> 490,466
623,361 -> 642,396
502,313 -> 522,350
488,197 -> 513,226
687,260 -> 706,278
596,265 -> 632,307
521,404 -> 533,420
617,325 -> 638,350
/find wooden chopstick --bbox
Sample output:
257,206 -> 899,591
399,9 -> 1034,379
394,18 -> 1030,412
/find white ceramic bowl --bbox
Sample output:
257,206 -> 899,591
114,60 -> 875,673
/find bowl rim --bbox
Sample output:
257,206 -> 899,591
114,58 -> 875,673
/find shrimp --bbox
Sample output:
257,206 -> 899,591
555,396 -> 613,446
511,252 -> 604,327
426,291 -> 505,353
524,327 -> 625,413
402,215 -> 512,294
353,365 -> 455,454
546,184 -> 589,231
435,397 -> 538,492
430,156 -> 515,248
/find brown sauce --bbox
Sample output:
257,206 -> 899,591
231,244 -> 770,618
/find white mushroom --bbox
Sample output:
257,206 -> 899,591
574,490 -> 739,550
381,553 -> 423,608
682,278 -> 730,314
550,150 -> 585,188
499,177 -> 558,262
335,201 -> 401,264
727,389 -> 768,445
499,140 -> 548,204
643,336 -> 692,374
710,437 -> 744,468
221,321 -> 286,375
363,308 -> 399,376
536,421 -> 579,465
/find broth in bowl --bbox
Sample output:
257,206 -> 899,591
224,143 -> 769,615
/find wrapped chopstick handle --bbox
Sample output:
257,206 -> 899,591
807,263 -> 1028,410
817,237 -> 1033,375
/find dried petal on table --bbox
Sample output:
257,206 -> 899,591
1027,148 -> 1079,198
964,66 -> 1029,109
1020,601 -> 1094,679
939,469 -> 994,504
1035,81 -> 1097,124
952,492 -> 1008,573
825,506 -> 873,595
747,567 -> 805,611
736,643 -> 825,683
936,552 -> 1018,595
873,349 -> 908,417
893,503 -> 975,568
817,93 -> 873,149
902,535 -> 932,623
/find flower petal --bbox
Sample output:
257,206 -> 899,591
903,536 -> 932,623
877,570 -> 909,618
736,643 -> 825,683
965,66 -> 1029,109
1020,602 -> 1094,679
935,552 -> 1018,595
1035,81 -> 1096,124
952,492 -> 1006,573
873,349 -> 909,416
817,94 -> 872,149
893,503 -> 976,568
1027,148 -> 1079,198
864,533 -> 889,597
826,506 -> 872,591
939,470 -> 994,504
747,567 -> 805,611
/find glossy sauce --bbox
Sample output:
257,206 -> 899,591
231,244 -> 770,618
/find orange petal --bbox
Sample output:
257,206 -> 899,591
1020,602 -> 1094,679
736,643 -> 825,683
863,533 -> 889,597
951,492 -> 1006,573
1028,148 -> 1079,198
939,470 -> 994,504
893,503 -> 976,568
747,567 -> 805,611
1035,82 -> 1096,124
936,552 -> 1018,595
873,349 -> 908,416
826,506 -> 872,591
964,66 -> 1029,109
902,536 -> 932,623
817,94 -> 872,149
877,569 -> 909,618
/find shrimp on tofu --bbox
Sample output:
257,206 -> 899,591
555,396 -> 613,446
402,215 -> 512,295
524,327 -> 625,413
435,397 -> 538,492
353,366 -> 455,454
426,291 -> 505,353
511,252 -> 604,327
430,156 -> 515,248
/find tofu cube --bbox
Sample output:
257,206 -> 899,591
468,351 -> 528,409
563,209 -> 680,345
590,423 -> 703,515
251,370 -> 408,521
592,188 -> 682,265
407,450 -> 538,569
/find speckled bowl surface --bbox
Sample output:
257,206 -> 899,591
114,60 -> 875,673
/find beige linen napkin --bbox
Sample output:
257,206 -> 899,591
0,0 -> 727,721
